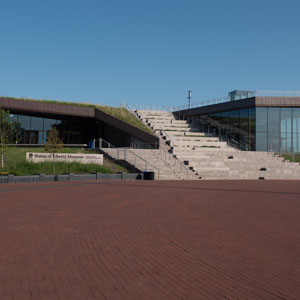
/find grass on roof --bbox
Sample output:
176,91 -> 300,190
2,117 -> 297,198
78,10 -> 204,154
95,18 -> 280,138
96,106 -> 153,134
1,97 -> 154,135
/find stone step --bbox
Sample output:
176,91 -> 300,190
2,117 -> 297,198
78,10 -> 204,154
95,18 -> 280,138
166,131 -> 213,137
101,146 -> 194,180
154,127 -> 196,132
131,109 -> 300,180
171,136 -> 220,142
189,161 -> 291,168
173,146 -> 229,152
182,158 -> 285,165
173,142 -> 226,148
173,149 -> 277,156
148,120 -> 187,125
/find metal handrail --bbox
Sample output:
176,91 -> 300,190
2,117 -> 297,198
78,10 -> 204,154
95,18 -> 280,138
159,136 -> 190,180
160,130 -> 174,147
126,107 -> 190,180
133,118 -> 190,179
130,142 -> 159,149
192,120 -> 249,152
123,103 -> 173,112
208,125 -> 249,151
99,138 -> 160,179
122,90 -> 300,113
227,138 -> 248,151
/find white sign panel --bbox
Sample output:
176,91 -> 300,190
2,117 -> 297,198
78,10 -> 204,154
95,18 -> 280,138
26,152 -> 103,165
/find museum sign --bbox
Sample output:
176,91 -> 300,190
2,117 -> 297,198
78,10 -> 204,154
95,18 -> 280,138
26,153 -> 103,165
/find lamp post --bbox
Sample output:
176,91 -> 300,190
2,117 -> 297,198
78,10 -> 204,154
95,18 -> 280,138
187,90 -> 192,109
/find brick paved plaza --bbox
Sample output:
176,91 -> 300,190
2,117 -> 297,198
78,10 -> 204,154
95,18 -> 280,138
0,180 -> 300,299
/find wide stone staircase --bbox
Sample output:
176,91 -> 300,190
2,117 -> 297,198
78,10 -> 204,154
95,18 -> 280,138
101,144 -> 196,180
135,109 -> 300,180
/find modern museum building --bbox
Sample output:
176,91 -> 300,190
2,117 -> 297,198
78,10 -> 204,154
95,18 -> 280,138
174,91 -> 300,154
1,91 -> 300,154
0,97 -> 158,147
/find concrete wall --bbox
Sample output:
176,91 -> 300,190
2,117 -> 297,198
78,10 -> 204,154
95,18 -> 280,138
0,173 -> 146,184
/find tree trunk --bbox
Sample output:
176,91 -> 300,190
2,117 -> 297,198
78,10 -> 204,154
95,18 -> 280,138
1,131 -> 3,168
1,143 -> 3,169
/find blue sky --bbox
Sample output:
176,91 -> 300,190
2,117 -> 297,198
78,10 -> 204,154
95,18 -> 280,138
1,0 -> 300,107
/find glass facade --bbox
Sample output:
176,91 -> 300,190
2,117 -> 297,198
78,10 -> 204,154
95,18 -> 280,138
188,107 -> 300,153
8,114 -> 96,145
5,109 -> 147,147
7,112 -> 141,146
9,114 -> 62,144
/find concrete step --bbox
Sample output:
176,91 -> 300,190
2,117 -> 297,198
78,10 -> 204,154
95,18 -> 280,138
173,141 -> 227,148
148,120 -> 187,125
102,146 -> 194,180
154,127 -> 197,132
171,136 -> 220,142
131,109 -> 300,180
166,131 -> 213,137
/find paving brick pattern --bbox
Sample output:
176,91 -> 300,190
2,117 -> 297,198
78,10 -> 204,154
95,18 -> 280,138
0,180 -> 300,299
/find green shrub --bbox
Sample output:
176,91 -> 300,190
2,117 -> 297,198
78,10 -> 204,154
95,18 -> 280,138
5,161 -> 113,176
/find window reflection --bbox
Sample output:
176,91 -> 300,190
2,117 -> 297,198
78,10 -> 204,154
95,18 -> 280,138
31,117 -> 44,130
17,115 -> 30,130
256,108 -> 268,132
256,132 -> 267,151
44,118 -> 57,130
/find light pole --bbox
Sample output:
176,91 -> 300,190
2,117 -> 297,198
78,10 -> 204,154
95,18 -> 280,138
187,90 -> 192,109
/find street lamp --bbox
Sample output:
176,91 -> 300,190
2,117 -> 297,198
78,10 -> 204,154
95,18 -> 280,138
187,90 -> 192,109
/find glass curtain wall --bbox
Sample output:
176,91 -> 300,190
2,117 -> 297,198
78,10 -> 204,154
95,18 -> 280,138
189,108 -> 256,151
256,107 -> 300,153
188,107 -> 300,153
9,114 -> 61,144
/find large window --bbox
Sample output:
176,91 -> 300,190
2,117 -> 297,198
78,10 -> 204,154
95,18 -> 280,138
255,107 -> 300,153
17,115 -> 31,130
249,108 -> 256,151
281,108 -> 292,152
189,106 -> 300,153
9,114 -> 62,144
240,109 -> 249,150
293,108 -> 300,153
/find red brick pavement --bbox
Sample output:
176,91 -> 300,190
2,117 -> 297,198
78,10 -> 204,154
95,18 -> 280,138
0,180 -> 300,299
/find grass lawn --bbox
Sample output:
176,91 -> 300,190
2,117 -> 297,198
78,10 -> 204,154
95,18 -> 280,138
282,153 -> 300,163
1,147 -> 129,175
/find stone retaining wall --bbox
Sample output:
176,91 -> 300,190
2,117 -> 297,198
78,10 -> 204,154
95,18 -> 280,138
0,173 -> 146,184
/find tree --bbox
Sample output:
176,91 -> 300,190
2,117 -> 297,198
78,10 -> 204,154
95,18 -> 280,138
45,127 -> 63,175
0,108 -> 16,169
45,127 -> 63,152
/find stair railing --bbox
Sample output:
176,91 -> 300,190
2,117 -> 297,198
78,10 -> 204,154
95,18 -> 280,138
126,107 -> 190,180
122,103 -> 173,112
99,138 -> 160,179
159,139 -> 190,180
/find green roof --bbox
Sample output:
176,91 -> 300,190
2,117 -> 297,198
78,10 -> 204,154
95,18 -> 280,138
1,97 -> 154,135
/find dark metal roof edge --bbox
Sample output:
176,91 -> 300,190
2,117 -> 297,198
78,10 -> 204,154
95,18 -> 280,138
0,97 -> 94,117
256,96 -> 300,107
175,97 -> 256,116
174,96 -> 300,117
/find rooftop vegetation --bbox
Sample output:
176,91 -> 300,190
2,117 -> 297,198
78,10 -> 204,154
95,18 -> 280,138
0,96 -> 154,135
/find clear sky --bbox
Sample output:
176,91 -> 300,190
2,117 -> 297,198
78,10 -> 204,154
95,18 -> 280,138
1,0 -> 300,107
